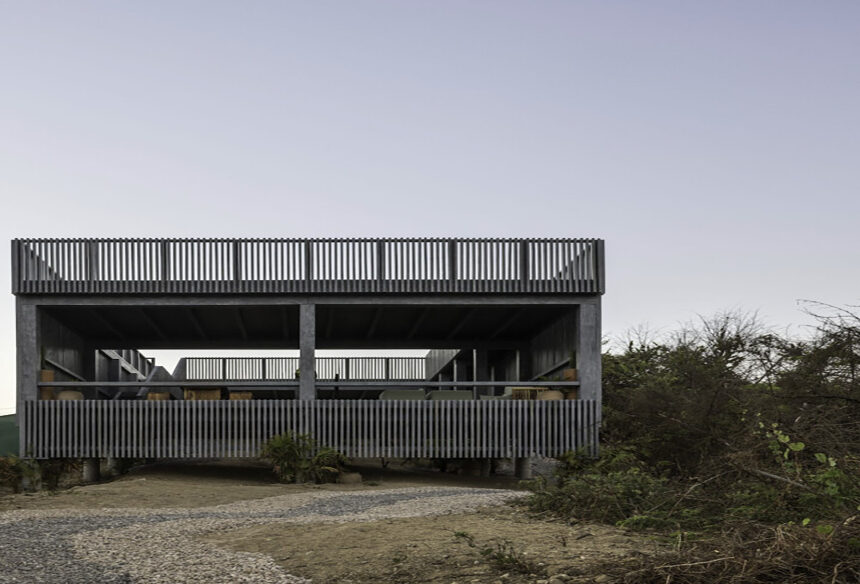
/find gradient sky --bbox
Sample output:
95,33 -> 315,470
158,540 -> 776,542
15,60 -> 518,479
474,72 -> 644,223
1,1 -> 858,413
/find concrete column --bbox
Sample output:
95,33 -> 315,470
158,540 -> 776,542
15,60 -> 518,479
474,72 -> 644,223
16,299 -> 39,456
299,303 -> 316,400
514,457 -> 533,479
82,458 -> 100,483
473,349 -> 490,397
575,300 -> 602,414
516,345 -> 532,382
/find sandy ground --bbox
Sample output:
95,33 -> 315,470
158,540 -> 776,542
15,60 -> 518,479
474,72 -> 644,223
1,460 -> 659,583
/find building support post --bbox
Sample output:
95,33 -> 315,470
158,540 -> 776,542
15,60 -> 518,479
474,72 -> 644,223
516,344 -> 532,382
16,299 -> 39,457
299,303 -> 316,400
514,457 -> 532,479
473,349 -> 489,397
575,300 -> 602,414
82,459 -> 100,483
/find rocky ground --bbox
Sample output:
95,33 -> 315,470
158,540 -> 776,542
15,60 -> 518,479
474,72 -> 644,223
0,461 -> 660,583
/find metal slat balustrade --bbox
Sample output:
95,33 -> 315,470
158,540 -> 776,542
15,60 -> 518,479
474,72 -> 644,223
23,400 -> 599,459
183,357 -> 425,381
12,238 -> 604,295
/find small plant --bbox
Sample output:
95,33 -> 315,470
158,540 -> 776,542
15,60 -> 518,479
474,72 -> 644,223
260,431 -> 346,483
453,531 -> 546,576
480,541 -> 545,576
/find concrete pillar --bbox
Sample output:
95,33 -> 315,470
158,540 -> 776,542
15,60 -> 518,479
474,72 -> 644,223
514,457 -> 532,479
299,304 -> 316,400
16,299 -> 39,456
575,300 -> 602,414
473,349 -> 490,397
516,345 -> 532,382
82,458 -> 100,483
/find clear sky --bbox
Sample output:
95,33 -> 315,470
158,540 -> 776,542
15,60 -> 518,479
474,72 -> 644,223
1,1 -> 858,414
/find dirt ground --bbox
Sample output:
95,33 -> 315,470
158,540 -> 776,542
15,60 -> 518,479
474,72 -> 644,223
1,460 -> 660,583
203,506 -> 657,584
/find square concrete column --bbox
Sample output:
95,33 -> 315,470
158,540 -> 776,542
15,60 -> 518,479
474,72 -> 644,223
299,304 -> 316,400
473,349 -> 489,396
575,300 -> 602,414
16,299 -> 40,455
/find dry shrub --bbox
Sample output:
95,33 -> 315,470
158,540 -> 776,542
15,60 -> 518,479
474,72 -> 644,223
609,516 -> 860,584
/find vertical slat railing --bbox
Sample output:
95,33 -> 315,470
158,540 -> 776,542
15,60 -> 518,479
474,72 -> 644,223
12,238 -> 602,295
24,400 -> 597,459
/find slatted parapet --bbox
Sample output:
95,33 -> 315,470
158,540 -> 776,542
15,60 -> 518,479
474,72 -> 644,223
12,238 -> 605,295
22,400 -> 599,459
182,357 -> 426,381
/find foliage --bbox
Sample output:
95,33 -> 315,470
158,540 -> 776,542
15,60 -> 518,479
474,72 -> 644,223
598,516 -> 860,584
525,305 -> 860,580
38,458 -> 81,491
259,431 -> 346,483
526,448 -> 676,528
0,456 -> 25,492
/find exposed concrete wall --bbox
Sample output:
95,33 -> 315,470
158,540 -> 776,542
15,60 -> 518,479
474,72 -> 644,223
529,309 -> 577,379
40,309 -> 92,382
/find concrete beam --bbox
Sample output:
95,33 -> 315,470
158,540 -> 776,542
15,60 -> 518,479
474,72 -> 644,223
25,294 -> 602,307
139,308 -> 168,341
89,308 -> 125,341
186,308 -> 209,340
406,307 -> 431,339
446,308 -> 476,340
489,307 -> 526,339
299,304 -> 316,400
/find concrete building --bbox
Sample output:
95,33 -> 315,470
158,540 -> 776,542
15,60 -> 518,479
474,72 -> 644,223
13,238 -> 604,470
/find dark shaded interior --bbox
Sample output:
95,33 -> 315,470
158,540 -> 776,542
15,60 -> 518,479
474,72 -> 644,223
42,304 -> 573,350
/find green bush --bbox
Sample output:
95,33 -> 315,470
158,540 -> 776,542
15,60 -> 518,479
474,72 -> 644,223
260,431 -> 346,483
526,448 -> 676,528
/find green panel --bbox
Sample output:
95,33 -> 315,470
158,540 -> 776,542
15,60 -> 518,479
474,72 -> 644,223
0,414 -> 19,457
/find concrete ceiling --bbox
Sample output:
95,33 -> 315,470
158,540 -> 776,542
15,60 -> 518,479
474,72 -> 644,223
42,304 -> 573,350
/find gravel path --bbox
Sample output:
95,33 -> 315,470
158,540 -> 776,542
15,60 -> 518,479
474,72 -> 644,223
0,487 -> 526,583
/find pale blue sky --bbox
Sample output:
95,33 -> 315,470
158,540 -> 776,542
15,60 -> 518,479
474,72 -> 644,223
2,1 -> 858,413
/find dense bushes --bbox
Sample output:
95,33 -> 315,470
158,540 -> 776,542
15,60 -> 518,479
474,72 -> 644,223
526,306 -> 860,582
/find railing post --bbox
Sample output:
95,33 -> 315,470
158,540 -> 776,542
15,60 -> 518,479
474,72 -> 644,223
519,240 -> 529,291
221,358 -> 227,381
88,240 -> 101,289
232,241 -> 241,286
376,240 -> 385,290
304,241 -> 313,288
596,239 -> 605,294
448,240 -> 457,288
384,358 -> 390,380
344,358 -> 350,380
11,240 -> 20,294
160,241 -> 169,285
261,358 -> 267,380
